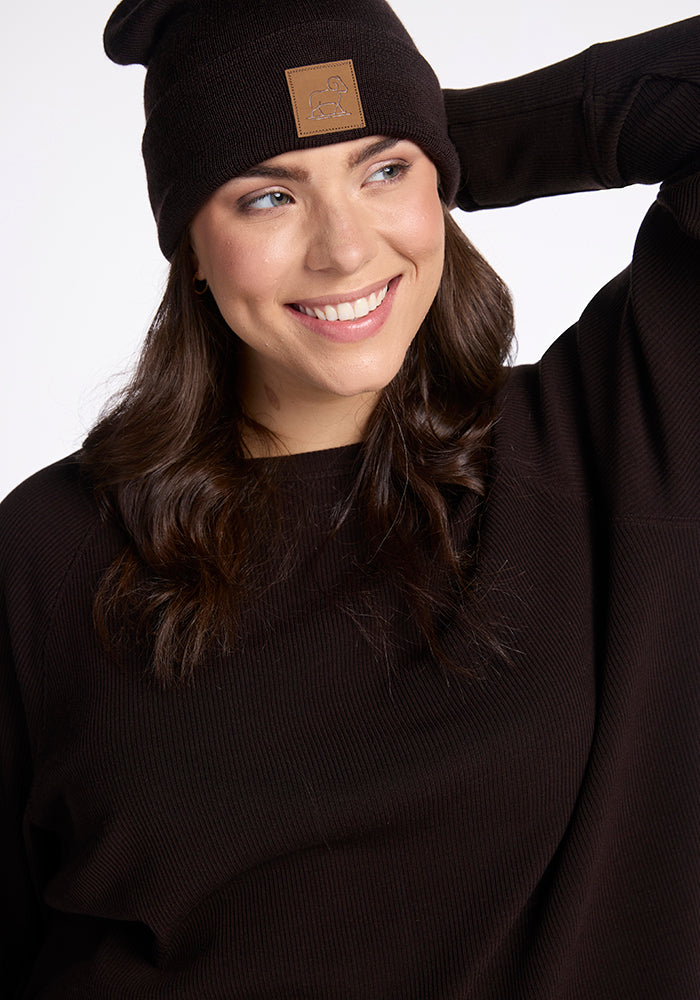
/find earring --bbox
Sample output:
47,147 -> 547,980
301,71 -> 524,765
193,275 -> 209,295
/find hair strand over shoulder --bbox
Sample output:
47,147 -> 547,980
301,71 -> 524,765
82,206 -> 514,682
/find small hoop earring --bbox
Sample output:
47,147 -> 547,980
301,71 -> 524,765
193,275 -> 209,295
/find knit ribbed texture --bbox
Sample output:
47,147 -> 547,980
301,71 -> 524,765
444,14 -> 700,210
2,17 -> 699,998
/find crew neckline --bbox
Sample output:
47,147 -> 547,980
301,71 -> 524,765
247,442 -> 363,481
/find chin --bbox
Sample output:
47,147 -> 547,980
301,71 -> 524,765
331,348 -> 410,397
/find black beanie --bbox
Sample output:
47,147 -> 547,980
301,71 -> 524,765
104,0 -> 460,259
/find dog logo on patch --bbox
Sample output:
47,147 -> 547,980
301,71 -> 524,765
285,59 -> 366,138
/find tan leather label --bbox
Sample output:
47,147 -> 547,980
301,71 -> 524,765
285,59 -> 366,138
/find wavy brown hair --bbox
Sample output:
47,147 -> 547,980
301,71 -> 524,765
82,206 -> 514,681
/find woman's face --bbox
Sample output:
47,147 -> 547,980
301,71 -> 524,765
190,136 -> 445,440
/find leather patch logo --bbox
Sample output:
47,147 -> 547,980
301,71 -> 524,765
285,59 -> 366,138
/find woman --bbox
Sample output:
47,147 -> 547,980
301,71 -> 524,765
1,0 -> 698,995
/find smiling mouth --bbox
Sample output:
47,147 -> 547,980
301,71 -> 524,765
291,283 -> 390,322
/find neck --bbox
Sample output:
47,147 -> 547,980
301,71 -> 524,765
241,386 -> 378,457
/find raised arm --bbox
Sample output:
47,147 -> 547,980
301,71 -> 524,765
444,16 -> 700,210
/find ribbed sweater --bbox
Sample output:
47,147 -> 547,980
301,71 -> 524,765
1,17 -> 699,999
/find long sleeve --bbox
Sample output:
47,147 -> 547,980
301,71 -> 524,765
0,567 -> 45,995
455,24 -> 700,995
446,18 -> 700,524
0,457 -> 101,997
444,16 -> 700,210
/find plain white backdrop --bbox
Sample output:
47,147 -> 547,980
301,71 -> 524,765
1,1 -> 698,500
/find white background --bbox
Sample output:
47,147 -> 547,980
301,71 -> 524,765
1,1 -> 698,500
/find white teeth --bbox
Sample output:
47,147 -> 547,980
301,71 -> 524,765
354,297 -> 370,318
295,283 -> 389,322
337,301 -> 354,321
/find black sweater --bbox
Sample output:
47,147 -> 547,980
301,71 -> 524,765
1,18 -> 699,999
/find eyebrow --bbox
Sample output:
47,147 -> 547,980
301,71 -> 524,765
237,137 -> 401,183
348,136 -> 400,168
236,164 -> 310,182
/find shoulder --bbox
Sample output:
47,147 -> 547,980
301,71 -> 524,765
1,452 -> 99,541
0,454 -> 105,595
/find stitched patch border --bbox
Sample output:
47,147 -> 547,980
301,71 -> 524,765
285,59 -> 366,138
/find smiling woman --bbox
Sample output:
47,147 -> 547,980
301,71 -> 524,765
1,0 -> 699,996
82,131 -> 510,679
189,138 -> 446,450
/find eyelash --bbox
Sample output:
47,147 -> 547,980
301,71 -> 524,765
238,159 -> 411,212
241,190 -> 293,211
366,161 -> 410,183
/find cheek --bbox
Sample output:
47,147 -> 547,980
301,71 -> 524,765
393,191 -> 445,266
205,236 -> 291,311
192,207 -> 298,309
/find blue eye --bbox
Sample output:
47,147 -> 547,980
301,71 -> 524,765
367,163 -> 406,183
245,190 -> 292,210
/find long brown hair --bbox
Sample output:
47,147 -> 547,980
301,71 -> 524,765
82,206 -> 514,681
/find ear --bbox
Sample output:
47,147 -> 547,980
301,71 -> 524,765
189,234 -> 204,280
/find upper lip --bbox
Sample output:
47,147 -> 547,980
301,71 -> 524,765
289,276 -> 397,310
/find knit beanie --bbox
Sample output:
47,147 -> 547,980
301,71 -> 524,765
104,0 -> 460,259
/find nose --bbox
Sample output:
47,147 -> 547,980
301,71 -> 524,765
304,195 -> 378,275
